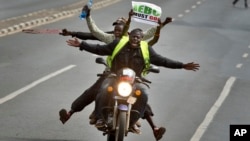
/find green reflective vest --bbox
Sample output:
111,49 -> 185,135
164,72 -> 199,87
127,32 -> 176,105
106,36 -> 150,76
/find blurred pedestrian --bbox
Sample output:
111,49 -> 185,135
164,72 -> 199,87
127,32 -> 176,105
233,0 -> 248,8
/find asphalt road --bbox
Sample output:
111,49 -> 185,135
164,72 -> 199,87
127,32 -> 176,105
0,0 -> 250,141
0,0 -> 83,20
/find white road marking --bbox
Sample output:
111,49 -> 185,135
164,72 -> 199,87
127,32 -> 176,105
236,63 -> 243,68
242,53 -> 248,58
185,9 -> 191,13
0,65 -> 76,104
192,5 -> 197,9
190,76 -> 236,141
178,14 -> 184,18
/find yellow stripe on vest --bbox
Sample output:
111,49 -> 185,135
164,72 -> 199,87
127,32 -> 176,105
107,36 -> 150,76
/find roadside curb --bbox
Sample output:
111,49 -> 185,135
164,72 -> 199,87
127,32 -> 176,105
0,0 -> 121,37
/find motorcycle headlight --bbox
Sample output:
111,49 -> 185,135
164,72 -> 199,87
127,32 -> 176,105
117,82 -> 132,97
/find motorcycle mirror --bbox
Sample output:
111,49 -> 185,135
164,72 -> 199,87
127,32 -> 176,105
95,57 -> 107,66
147,65 -> 160,73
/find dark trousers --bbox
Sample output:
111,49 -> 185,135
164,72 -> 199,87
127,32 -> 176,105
71,75 -> 106,112
95,77 -> 148,124
71,74 -> 153,120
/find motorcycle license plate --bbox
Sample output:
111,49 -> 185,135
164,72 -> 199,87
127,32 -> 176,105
127,96 -> 137,104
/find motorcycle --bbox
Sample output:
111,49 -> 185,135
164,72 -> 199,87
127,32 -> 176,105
95,57 -> 159,141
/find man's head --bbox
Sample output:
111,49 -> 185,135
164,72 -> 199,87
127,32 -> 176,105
112,17 -> 127,26
128,28 -> 144,48
113,23 -> 125,39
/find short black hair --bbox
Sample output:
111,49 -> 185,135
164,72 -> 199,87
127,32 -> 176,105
130,28 -> 143,34
112,17 -> 127,26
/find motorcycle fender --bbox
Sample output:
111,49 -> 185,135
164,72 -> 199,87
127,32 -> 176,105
118,104 -> 128,111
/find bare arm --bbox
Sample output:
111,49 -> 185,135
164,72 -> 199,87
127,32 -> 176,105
122,9 -> 134,36
143,17 -> 173,40
148,17 -> 172,46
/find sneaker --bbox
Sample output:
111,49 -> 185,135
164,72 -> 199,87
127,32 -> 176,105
59,109 -> 70,124
153,127 -> 166,141
129,124 -> 141,134
95,119 -> 105,128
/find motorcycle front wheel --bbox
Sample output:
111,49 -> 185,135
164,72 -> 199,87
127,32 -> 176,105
115,111 -> 126,141
107,133 -> 115,141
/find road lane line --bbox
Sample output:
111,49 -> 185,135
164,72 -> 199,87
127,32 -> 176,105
185,9 -> 191,13
190,76 -> 236,141
178,14 -> 184,18
197,1 -> 202,5
0,0 -> 121,37
242,53 -> 248,58
0,65 -> 76,105
236,63 -> 243,68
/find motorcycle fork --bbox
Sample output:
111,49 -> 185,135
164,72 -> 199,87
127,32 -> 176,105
112,100 -> 132,135
125,104 -> 132,136
112,100 -> 118,130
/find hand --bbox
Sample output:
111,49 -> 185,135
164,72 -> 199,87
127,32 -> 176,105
66,38 -> 81,48
59,29 -> 71,36
161,17 -> 173,27
82,4 -> 91,17
129,9 -> 134,17
183,62 -> 200,71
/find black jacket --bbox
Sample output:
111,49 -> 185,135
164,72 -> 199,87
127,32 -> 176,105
80,39 -> 184,76
71,31 -> 113,40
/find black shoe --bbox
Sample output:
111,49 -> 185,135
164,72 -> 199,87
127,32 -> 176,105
245,4 -> 248,8
59,109 -> 71,124
153,127 -> 166,141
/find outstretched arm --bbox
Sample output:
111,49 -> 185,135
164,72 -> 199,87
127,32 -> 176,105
143,16 -> 172,40
148,17 -> 172,46
66,38 -> 117,55
147,19 -> 161,46
84,4 -> 114,43
161,17 -> 173,28
122,9 -> 134,36
59,28 -> 113,41
149,47 -> 200,71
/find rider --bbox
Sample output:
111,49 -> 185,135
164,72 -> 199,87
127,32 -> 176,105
120,10 -> 170,140
66,28 -> 200,139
